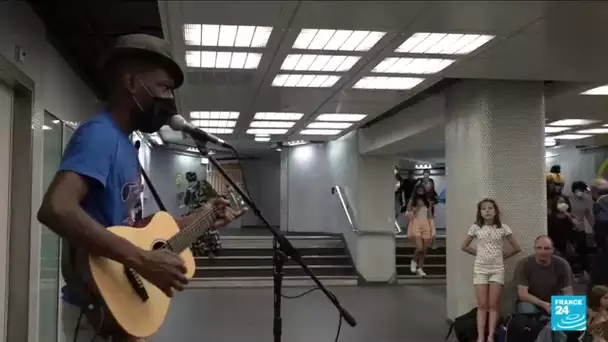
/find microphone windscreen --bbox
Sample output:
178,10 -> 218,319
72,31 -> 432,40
169,115 -> 187,131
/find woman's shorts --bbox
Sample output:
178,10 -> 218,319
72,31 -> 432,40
473,271 -> 504,285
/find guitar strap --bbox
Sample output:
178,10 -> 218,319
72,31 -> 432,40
135,141 -> 167,212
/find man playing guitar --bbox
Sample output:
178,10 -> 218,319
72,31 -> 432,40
37,34 -> 239,341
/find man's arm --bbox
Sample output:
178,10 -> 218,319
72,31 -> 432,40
514,259 -> 550,309
38,171 -> 146,268
517,286 -> 549,308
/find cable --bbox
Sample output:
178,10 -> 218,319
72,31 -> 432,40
335,309 -> 343,342
231,148 -> 343,341
281,288 -> 344,342
281,287 -> 319,299
73,309 -> 84,342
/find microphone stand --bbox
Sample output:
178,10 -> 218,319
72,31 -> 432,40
193,138 -> 356,342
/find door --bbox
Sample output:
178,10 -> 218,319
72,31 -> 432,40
0,81 -> 14,342
38,112 -> 64,342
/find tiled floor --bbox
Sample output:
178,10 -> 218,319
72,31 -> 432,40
149,285 -> 447,342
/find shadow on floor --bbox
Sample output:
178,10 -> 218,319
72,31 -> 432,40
150,285 -> 447,342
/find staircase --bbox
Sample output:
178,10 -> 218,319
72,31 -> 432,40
189,234 -> 358,288
395,234 -> 446,285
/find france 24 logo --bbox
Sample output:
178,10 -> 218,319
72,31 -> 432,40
551,295 -> 587,331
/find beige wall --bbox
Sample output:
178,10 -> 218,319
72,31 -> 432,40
0,2 -> 100,341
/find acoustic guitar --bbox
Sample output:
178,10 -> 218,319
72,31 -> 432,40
87,190 -> 246,338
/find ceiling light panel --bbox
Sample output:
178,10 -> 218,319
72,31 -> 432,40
372,57 -> 455,74
581,85 -> 608,95
190,111 -> 240,120
293,29 -> 386,52
576,128 -> 608,134
396,32 -> 495,55
281,54 -> 361,72
549,119 -> 599,126
203,128 -> 234,135
185,51 -> 262,69
316,114 -> 367,122
307,122 -> 353,129
300,129 -> 342,135
249,121 -> 295,128
353,76 -> 424,90
192,120 -> 236,128
254,112 -> 304,121
272,74 -> 341,88
255,136 -> 270,142
184,24 -> 273,48
247,128 -> 288,135
545,137 -> 557,147
552,134 -> 592,140
545,126 -> 570,133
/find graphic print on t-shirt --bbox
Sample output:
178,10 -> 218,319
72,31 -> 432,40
121,174 -> 143,226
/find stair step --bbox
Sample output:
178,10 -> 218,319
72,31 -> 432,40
395,255 -> 446,266
194,265 -> 356,278
395,246 -> 446,254
195,255 -> 351,267
210,247 -> 347,257
188,275 -> 358,288
219,236 -> 345,249
396,264 -> 446,276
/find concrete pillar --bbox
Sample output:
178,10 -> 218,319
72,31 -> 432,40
445,80 -> 547,319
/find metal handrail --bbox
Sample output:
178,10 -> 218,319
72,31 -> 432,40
331,186 -> 358,232
393,219 -> 402,234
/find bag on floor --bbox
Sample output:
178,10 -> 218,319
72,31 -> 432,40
504,313 -> 545,342
445,308 -> 477,341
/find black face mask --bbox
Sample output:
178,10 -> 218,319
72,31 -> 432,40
133,79 -> 176,133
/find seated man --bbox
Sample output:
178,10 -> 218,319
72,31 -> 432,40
515,235 -> 573,314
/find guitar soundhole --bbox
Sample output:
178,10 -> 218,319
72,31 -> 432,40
151,240 -> 168,250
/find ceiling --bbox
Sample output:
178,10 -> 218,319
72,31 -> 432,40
27,0 -> 163,99
158,1 -> 608,156
28,1 -> 608,158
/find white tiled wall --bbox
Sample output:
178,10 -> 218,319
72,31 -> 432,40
445,80 -> 547,320
0,2 -> 100,341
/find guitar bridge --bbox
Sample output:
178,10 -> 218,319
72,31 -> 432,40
125,267 -> 149,302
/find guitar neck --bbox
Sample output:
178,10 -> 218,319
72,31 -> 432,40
166,208 -> 218,253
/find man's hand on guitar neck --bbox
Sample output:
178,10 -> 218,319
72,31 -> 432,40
132,197 -> 244,297
176,197 -> 246,230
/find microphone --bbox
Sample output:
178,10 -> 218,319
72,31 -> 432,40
169,115 -> 233,149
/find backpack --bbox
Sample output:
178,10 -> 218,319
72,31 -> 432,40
504,313 -> 546,342
446,308 -> 478,341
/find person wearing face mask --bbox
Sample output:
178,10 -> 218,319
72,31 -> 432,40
36,34 -> 243,342
548,196 -> 577,263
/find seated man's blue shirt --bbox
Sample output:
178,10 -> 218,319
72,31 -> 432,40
59,113 -> 143,302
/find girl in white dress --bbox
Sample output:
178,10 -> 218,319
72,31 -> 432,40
461,199 -> 521,342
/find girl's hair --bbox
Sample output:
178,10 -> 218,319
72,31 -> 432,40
412,183 -> 430,208
589,285 -> 608,311
475,198 -> 502,228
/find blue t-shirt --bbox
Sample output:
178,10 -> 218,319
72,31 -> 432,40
59,113 -> 144,303
60,113 -> 143,227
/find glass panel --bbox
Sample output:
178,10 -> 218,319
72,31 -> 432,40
38,113 -> 63,342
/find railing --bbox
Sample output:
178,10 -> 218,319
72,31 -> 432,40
331,185 -> 358,233
331,185 -> 401,234
393,219 -> 402,234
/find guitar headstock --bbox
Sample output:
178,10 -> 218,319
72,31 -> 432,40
224,188 -> 249,213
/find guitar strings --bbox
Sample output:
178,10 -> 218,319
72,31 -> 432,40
167,206 -> 219,252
